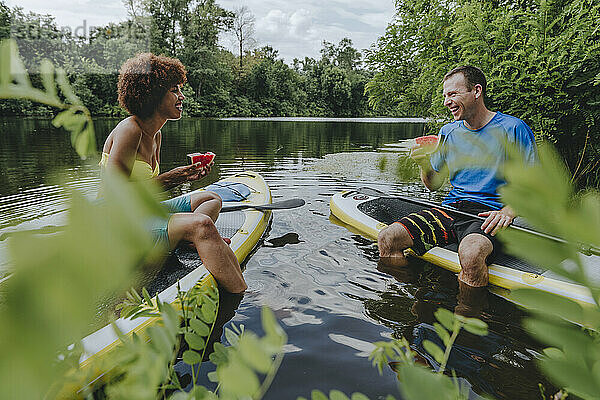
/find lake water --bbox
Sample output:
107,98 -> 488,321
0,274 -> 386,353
0,117 -> 553,399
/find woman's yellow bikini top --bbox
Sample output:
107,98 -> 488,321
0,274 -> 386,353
99,152 -> 160,181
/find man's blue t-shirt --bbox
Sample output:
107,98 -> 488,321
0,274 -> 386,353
429,112 -> 538,210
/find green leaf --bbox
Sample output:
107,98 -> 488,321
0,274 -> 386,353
238,335 -> 273,373
218,360 -> 260,397
511,289 -> 586,325
433,323 -> 451,347
462,318 -> 488,336
422,340 -> 445,365
542,347 -> 564,359
207,371 -> 218,382
148,325 -> 174,357
5,40 -> 30,87
142,287 -> 153,305
311,390 -> 328,400
182,350 -> 202,365
499,229 -> 575,273
540,358 -> 600,398
262,306 -> 287,346
189,318 -> 210,336
350,393 -> 370,400
434,308 -> 455,331
523,317 -> 591,355
168,392 -> 189,400
329,390 -> 350,400
39,59 -> 58,100
184,332 -> 206,351
224,327 -> 240,346
55,67 -> 81,105
0,40 -> 11,86
201,301 -> 216,323
156,295 -> 163,312
398,365 -> 458,400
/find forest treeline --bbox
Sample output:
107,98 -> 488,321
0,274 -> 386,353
1,0 -> 600,185
0,0 -> 373,118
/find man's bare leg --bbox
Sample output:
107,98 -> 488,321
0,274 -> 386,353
378,223 -> 414,267
167,213 -> 246,293
457,233 -> 493,287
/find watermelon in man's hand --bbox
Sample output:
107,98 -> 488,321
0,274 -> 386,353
407,135 -> 439,154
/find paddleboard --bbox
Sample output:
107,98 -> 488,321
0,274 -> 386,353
330,189 -> 598,307
63,171 -> 271,397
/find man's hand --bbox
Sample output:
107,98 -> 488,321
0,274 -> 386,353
409,145 -> 434,170
478,206 -> 516,236
410,145 -> 446,191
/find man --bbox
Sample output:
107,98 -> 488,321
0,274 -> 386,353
378,65 -> 537,288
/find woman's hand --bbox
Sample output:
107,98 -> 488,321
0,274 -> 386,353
175,161 -> 213,182
158,161 -> 213,189
478,206 -> 516,236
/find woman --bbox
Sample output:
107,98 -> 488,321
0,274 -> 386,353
100,53 -> 246,293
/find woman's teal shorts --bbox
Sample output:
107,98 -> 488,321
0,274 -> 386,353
149,194 -> 192,250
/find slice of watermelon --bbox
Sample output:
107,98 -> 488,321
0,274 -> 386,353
406,135 -> 439,151
187,152 -> 216,166
414,135 -> 439,147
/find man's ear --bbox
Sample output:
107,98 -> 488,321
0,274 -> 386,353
474,84 -> 483,99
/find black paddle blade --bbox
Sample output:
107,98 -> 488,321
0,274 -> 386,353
221,198 -> 305,212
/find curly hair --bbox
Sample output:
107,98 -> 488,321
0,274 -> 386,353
117,53 -> 187,119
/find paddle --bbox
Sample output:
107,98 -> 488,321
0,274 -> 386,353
357,187 -> 600,257
221,198 -> 305,212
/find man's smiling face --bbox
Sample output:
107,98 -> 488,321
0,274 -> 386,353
442,73 -> 477,121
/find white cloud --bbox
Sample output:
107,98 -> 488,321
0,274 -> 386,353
7,0 -> 397,63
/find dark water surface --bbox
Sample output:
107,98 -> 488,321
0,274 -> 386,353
0,117 -> 552,399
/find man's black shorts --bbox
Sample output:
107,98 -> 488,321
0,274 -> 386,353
396,200 -> 502,262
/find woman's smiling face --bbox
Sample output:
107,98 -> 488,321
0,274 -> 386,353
157,84 -> 185,120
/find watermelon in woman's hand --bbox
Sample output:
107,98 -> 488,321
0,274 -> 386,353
187,152 -> 216,166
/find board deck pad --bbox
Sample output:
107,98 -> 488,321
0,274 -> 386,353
357,197 -> 546,275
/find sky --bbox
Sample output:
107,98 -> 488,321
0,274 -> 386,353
6,0 -> 396,63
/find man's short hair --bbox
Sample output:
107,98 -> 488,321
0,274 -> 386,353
117,53 -> 187,119
443,65 -> 487,97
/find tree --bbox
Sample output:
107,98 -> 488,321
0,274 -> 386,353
179,0 -> 235,115
240,49 -> 305,116
321,38 -> 363,70
122,0 -> 145,19
143,0 -> 190,56
0,1 -> 10,40
232,6 -> 256,76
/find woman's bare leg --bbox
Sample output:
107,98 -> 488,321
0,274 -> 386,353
190,191 -> 222,222
167,212 -> 246,293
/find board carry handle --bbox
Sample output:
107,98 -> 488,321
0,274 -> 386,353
221,198 -> 305,212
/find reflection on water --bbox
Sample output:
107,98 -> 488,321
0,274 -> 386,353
0,117 -> 554,398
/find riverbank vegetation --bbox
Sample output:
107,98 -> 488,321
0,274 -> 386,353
366,0 -> 600,187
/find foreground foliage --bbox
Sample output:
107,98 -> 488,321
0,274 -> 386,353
500,145 -> 600,398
